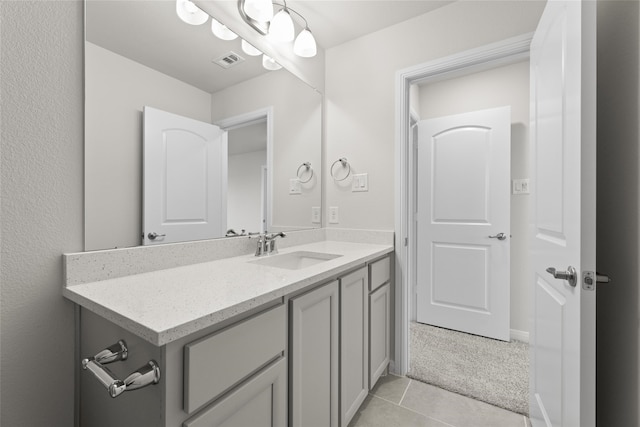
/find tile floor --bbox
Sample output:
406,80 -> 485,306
348,374 -> 531,427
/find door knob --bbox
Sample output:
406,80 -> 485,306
147,232 -> 166,240
488,232 -> 507,240
546,266 -> 578,287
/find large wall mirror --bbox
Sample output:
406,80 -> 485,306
85,0 -> 322,251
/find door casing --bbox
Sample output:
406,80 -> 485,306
394,33 -> 533,375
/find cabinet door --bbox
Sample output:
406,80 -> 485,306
369,282 -> 391,389
340,267 -> 369,426
183,358 -> 287,427
290,281 -> 339,427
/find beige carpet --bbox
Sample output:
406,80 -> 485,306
408,322 -> 529,415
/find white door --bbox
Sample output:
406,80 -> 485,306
416,106 -> 511,341
143,106 -> 227,245
529,1 -> 597,426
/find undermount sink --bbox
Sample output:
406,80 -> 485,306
249,251 -> 342,270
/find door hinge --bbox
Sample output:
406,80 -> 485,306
404,237 -> 408,247
582,271 -> 612,291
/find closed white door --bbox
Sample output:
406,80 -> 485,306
416,106 -> 511,341
143,106 -> 227,245
529,1 -> 597,426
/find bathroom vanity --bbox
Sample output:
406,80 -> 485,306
64,235 -> 393,427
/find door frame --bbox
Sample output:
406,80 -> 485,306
393,33 -> 532,375
215,107 -> 274,233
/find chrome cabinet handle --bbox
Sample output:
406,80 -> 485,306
546,266 -> 578,287
488,232 -> 507,240
147,232 -> 166,240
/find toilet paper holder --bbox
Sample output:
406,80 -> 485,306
82,340 -> 160,398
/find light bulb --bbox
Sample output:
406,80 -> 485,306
262,54 -> 282,71
243,0 -> 273,23
293,28 -> 317,58
241,40 -> 262,56
176,0 -> 208,26
268,8 -> 294,42
211,18 -> 238,40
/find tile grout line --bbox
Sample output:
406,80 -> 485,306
398,378 -> 412,406
368,394 -> 457,427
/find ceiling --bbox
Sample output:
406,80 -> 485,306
86,0 -> 452,93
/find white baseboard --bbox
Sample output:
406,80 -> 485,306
510,329 -> 529,343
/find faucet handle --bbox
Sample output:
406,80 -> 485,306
265,232 -> 286,240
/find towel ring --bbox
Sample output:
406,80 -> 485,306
330,158 -> 351,181
296,162 -> 313,184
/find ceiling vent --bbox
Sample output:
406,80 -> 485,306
213,51 -> 245,69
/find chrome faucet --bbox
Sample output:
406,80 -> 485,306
254,232 -> 286,256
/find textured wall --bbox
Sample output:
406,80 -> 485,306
1,1 -> 84,425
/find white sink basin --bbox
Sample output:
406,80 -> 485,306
249,251 -> 342,270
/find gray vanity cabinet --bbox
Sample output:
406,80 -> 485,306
368,256 -> 392,388
290,280 -> 340,427
340,267 -> 369,426
77,253 -> 393,427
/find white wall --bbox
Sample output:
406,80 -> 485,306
228,150 -> 267,233
416,60 -> 531,334
211,71 -> 322,231
85,42 -> 212,251
1,1 -> 83,425
595,1 -> 640,425
324,0 -> 545,230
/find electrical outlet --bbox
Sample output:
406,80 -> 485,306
311,207 -> 321,223
329,207 -> 339,224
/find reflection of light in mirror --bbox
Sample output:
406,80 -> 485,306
262,55 -> 282,70
211,18 -> 238,41
176,0 -> 208,26
241,39 -> 263,56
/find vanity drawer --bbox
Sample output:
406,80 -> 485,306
184,304 -> 286,414
369,256 -> 390,292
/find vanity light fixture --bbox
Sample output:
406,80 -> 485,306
176,0 -> 209,25
293,27 -> 317,58
238,0 -> 318,58
269,6 -> 294,42
211,18 -> 239,41
243,0 -> 274,23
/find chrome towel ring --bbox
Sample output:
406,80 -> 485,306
330,158 -> 351,181
296,162 -> 314,184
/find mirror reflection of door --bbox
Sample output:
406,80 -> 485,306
227,120 -> 268,235
143,106 -> 227,245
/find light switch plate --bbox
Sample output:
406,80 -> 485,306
352,173 -> 368,192
329,207 -> 339,224
512,179 -> 530,195
289,178 -> 301,195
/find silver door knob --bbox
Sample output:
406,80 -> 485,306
488,232 -> 507,240
546,266 -> 578,287
147,232 -> 166,240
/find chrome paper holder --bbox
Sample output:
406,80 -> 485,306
82,340 -> 161,398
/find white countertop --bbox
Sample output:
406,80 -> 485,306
63,240 -> 393,346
